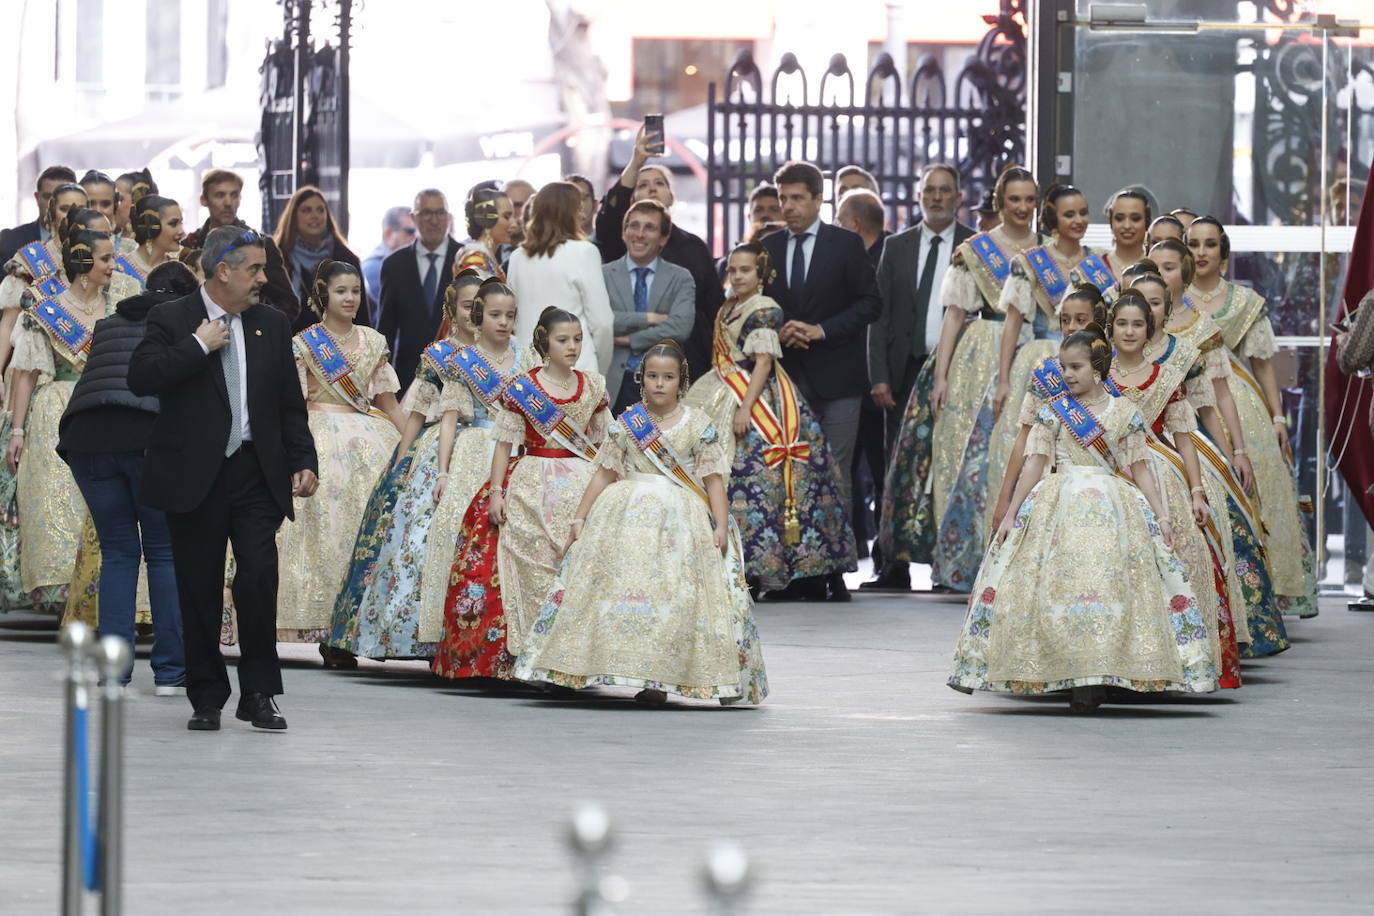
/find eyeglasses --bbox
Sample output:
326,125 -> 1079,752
415,208 -> 449,220
207,229 -> 263,271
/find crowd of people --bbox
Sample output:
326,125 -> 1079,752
0,117 -> 1341,722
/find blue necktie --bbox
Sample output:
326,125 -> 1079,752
221,316 -> 243,457
628,266 -> 651,371
790,231 -> 810,297
422,252 -> 439,314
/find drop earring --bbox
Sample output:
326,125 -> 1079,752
80,275 -> 89,292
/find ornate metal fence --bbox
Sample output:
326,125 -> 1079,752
705,0 -> 1027,252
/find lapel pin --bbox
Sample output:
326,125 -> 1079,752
255,329 -> 262,336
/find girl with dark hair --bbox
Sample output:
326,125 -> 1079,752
1107,289 -> 1243,687
265,260 -> 404,659
683,241 -> 855,594
55,260 -> 196,688
2,229 -> 116,612
1146,214 -> 1185,250
512,340 -> 768,706
950,325 -> 1216,712
508,183 -> 614,374
419,278 -> 535,665
115,194 -> 184,289
981,186 -> 1112,544
441,307 -> 609,666
326,270 -> 496,663
1185,217 -> 1318,619
1103,187 -> 1153,272
453,182 -> 514,281
272,185 -> 364,331
922,165 -> 1040,593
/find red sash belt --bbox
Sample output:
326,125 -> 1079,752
524,446 -> 576,459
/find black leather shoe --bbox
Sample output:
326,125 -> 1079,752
826,572 -> 852,602
235,692 -> 287,730
858,564 -> 912,592
187,708 -> 221,731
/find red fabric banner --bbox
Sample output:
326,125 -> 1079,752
1324,159 -> 1374,529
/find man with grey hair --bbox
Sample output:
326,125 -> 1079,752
377,188 -> 460,384
130,226 -> 318,732
362,205 -> 416,324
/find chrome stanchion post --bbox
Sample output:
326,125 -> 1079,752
567,803 -> 625,915
59,622 -> 95,916
96,636 -> 131,916
703,841 -> 751,916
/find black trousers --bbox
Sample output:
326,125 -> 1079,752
166,446 -> 285,711
612,371 -> 640,416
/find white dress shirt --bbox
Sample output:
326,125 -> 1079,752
920,222 -> 959,351
508,239 -> 615,375
414,237 -> 451,282
196,286 -> 252,443
625,254 -> 659,303
785,217 -> 823,285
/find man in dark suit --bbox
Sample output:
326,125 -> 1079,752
0,165 -> 77,264
764,160 -> 882,600
604,200 -> 696,413
376,188 -> 460,387
595,123 -> 723,377
862,163 -> 974,591
129,227 -> 318,732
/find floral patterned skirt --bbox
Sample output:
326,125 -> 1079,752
17,379 -> 82,593
431,466 -> 518,681
949,465 -> 1217,695
983,339 -> 1059,536
61,512 -> 152,629
1223,492 -> 1289,658
684,371 -> 855,590
513,473 -> 767,704
876,361 -> 936,564
325,424 -> 441,660
417,426 -> 495,644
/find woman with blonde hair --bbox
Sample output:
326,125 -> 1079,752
507,181 -> 614,375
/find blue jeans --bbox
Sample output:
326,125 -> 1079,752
67,451 -> 185,685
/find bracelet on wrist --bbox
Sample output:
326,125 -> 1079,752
1233,447 -> 1246,456
1190,486 -> 1206,495
436,472 -> 448,479
9,429 -> 23,438
1272,415 -> 1287,425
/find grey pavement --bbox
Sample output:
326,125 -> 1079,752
2,591 -> 1372,915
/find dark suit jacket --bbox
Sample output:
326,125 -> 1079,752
595,183 -> 724,376
128,291 -> 317,519
762,222 -> 882,400
0,220 -> 42,266
376,236 -> 459,387
868,219 -> 975,388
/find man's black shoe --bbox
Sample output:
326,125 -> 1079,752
858,564 -> 912,592
187,708 -> 221,731
826,571 -> 852,603
235,692 -> 287,730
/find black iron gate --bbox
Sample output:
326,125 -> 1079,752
705,0 -> 1027,253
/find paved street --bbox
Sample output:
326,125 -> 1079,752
2,588 -> 1372,915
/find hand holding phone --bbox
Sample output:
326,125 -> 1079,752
643,114 -> 665,156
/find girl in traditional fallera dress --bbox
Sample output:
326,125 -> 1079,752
1102,187 -> 1151,277
949,327 -> 1217,712
453,182 -> 514,281
1106,288 -> 1241,688
4,229 -> 118,612
926,165 -> 1040,592
985,185 -> 1113,533
324,272 -> 482,663
432,307 -> 608,678
1146,215 -> 1185,250
682,242 -> 854,593
113,195 -> 184,290
1185,217 -> 1318,618
514,341 -> 768,706
275,261 -> 403,654
1147,241 -> 1289,656
417,278 -> 533,652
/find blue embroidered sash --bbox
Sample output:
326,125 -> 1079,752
454,346 -> 513,408
112,255 -> 146,288
619,403 -> 711,507
1071,252 -> 1115,294
505,373 -> 599,461
1025,246 -> 1069,303
420,339 -> 464,381
34,274 -> 67,299
15,242 -> 58,280
297,325 -> 371,413
28,295 -> 93,365
1047,392 -> 1108,451
1030,358 -> 1066,400
968,233 -> 1013,285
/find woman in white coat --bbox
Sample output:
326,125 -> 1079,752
507,181 -> 614,375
